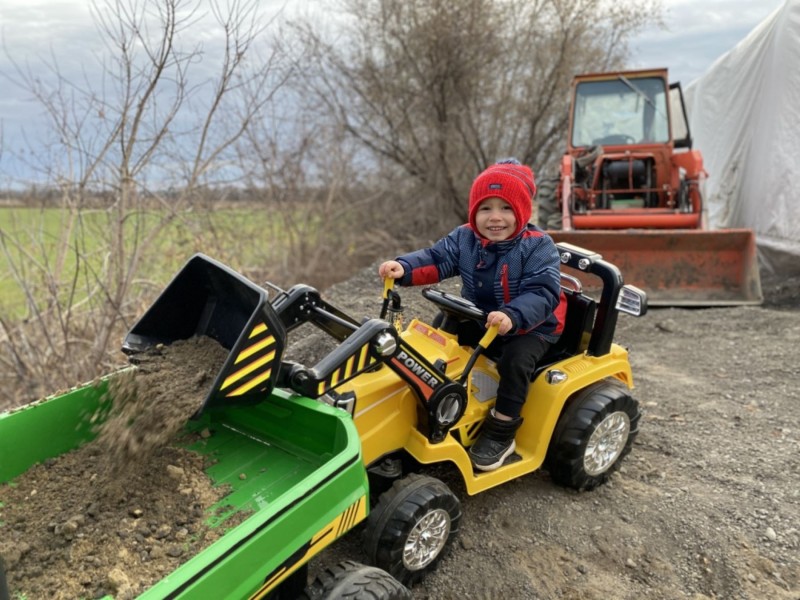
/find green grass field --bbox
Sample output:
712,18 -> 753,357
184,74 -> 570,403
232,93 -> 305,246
0,206 -> 302,319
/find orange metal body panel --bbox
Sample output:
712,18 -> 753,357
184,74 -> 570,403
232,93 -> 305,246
671,149 -> 704,179
548,229 -> 763,306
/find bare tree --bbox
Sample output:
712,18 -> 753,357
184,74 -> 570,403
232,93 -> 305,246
0,0 -> 290,406
288,0 -> 661,227
228,89 -> 390,289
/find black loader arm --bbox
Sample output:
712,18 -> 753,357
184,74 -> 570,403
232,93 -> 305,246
270,284 -> 362,340
271,278 -> 479,444
276,318 -> 399,398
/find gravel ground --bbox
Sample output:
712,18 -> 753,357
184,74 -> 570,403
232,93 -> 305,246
298,264 -> 800,600
3,257 -> 797,600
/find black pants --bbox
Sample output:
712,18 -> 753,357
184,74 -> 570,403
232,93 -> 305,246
457,320 -> 551,419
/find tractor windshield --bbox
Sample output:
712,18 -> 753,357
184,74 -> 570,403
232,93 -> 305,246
571,76 -> 669,148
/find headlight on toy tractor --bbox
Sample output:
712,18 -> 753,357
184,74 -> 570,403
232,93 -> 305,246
616,284 -> 648,317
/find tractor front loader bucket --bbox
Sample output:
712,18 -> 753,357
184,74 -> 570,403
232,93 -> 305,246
547,229 -> 763,307
123,253 -> 286,414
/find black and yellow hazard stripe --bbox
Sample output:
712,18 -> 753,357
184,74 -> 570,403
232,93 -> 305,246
220,322 -> 278,397
249,496 -> 367,599
315,343 -> 379,396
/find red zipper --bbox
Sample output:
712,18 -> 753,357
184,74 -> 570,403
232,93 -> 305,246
500,263 -> 510,304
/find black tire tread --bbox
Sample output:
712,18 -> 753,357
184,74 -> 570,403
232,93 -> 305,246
535,176 -> 562,230
364,474 -> 461,585
303,560 -> 411,600
546,379 -> 640,491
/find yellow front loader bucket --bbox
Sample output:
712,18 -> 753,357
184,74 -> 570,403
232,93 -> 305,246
548,229 -> 762,307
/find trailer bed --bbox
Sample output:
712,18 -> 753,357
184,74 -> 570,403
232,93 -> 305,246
0,375 -> 367,599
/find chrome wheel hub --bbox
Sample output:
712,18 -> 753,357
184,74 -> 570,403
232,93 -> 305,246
402,508 -> 451,570
584,410 -> 631,476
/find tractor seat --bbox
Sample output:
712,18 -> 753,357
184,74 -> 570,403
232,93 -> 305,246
535,288 -> 596,375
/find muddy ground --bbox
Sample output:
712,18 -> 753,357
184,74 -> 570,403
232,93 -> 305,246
299,266 -> 800,600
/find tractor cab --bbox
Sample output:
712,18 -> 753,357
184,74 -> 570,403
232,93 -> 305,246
566,69 -> 698,216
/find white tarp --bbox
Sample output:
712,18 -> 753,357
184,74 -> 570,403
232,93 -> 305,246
684,0 -> 800,275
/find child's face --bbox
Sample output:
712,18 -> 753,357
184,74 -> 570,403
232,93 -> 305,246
474,197 -> 517,241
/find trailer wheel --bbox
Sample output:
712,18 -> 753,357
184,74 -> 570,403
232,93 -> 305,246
265,563 -> 308,599
303,560 -> 411,600
364,473 -> 461,586
546,379 -> 641,491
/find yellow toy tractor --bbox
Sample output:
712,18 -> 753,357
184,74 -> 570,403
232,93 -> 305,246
123,242 -> 648,587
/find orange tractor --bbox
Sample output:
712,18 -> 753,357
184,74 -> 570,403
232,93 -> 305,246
537,68 -> 762,306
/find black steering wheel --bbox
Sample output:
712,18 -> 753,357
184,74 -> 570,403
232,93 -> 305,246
422,288 -> 485,322
592,134 -> 636,145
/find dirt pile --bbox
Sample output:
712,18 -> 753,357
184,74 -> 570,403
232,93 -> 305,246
0,336 -> 239,600
96,337 -> 227,468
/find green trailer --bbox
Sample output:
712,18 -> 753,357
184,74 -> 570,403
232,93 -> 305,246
0,381 -> 372,599
0,255 -> 411,600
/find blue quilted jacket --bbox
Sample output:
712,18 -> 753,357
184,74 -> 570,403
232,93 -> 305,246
396,224 -> 565,342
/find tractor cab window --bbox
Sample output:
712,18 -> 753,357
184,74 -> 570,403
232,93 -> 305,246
571,76 -> 670,147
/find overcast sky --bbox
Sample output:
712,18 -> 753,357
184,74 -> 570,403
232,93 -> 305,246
1,0 -> 785,77
0,0 -> 789,183
629,0 -> 787,85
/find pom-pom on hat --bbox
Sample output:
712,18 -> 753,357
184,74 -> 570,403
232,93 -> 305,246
468,158 -> 536,238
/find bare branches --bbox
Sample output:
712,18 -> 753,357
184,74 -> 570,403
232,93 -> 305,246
289,0 -> 661,224
0,0 -> 662,407
0,0 -> 289,406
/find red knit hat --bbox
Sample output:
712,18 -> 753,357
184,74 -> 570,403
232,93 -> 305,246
468,159 -> 536,238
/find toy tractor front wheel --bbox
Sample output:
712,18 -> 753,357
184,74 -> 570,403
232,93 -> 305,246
546,379 -> 641,491
365,473 -> 461,586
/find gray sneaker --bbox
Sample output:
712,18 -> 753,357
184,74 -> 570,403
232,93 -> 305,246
468,412 -> 522,471
469,436 -> 517,471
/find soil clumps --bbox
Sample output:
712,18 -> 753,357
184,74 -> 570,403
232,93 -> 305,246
0,336 -> 237,600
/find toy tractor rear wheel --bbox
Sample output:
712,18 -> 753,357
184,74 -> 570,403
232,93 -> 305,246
546,379 -> 640,491
364,473 -> 461,586
302,560 -> 411,600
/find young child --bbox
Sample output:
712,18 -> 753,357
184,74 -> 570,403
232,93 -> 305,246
379,159 -> 565,471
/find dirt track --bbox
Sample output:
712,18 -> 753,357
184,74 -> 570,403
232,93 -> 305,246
303,267 -> 800,600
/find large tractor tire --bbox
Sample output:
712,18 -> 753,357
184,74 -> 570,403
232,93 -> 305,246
303,561 -> 411,600
545,379 -> 641,491
535,176 -> 562,230
364,473 -> 461,586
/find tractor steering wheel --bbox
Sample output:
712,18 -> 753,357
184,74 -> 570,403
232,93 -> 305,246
592,134 -> 636,145
422,288 -> 485,322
